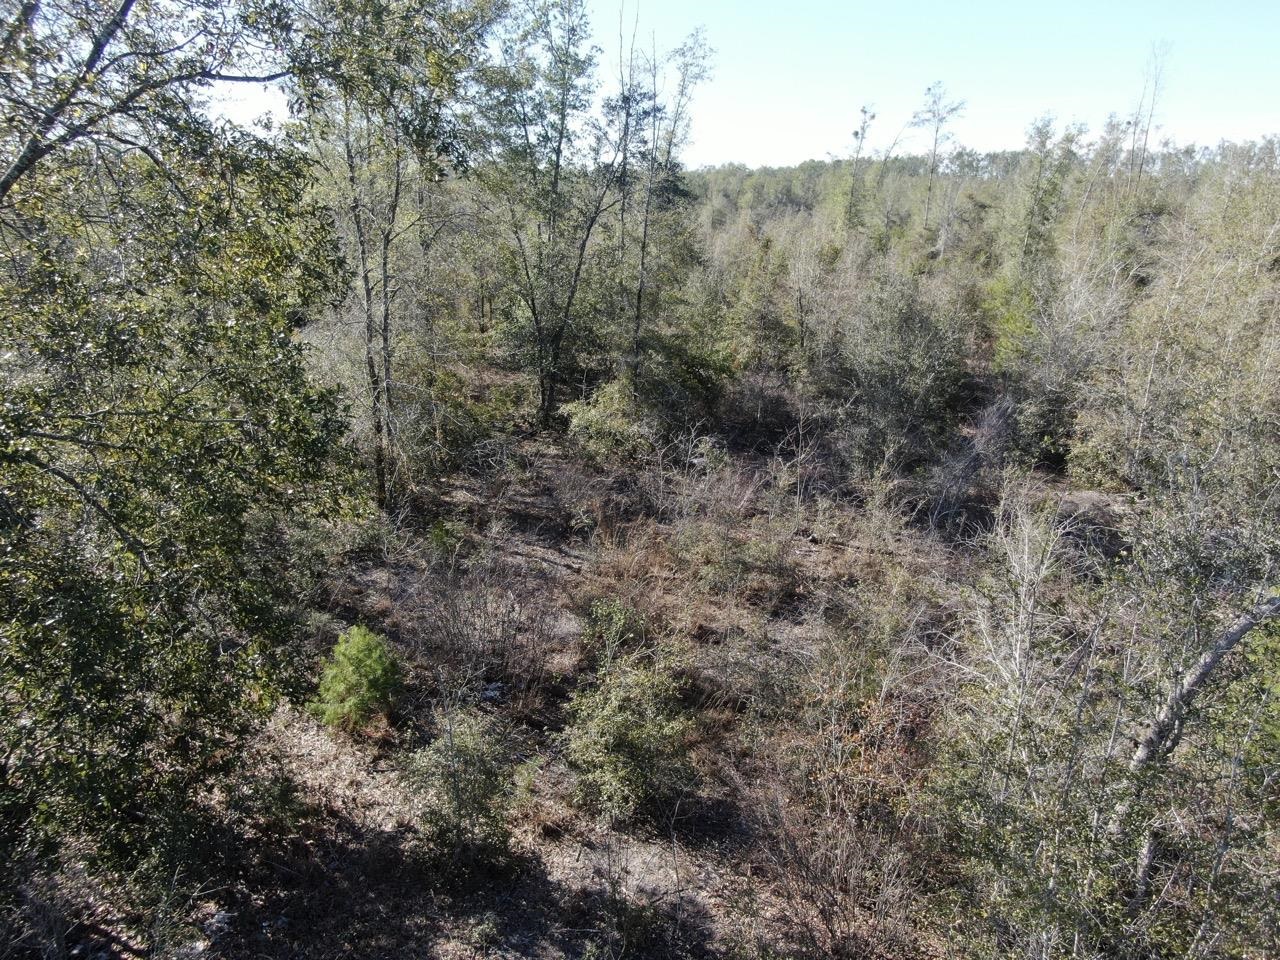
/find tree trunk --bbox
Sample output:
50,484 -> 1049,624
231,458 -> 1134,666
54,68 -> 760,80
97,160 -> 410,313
377,143 -> 403,505
922,127 -> 939,230
1118,591 -> 1280,916
344,109 -> 387,509
1128,593 -> 1280,778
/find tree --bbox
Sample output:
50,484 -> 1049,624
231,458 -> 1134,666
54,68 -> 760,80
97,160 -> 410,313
479,0 -> 621,424
288,0 -> 497,508
910,81 -> 964,233
617,29 -> 708,387
841,105 -> 876,231
1011,117 -> 1083,273
310,626 -> 402,730
0,0 -> 293,205
0,0 -> 350,870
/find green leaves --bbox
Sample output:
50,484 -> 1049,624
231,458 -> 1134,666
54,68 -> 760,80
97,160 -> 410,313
277,0 -> 496,164
0,5 -> 352,870
563,650 -> 695,824
309,625 -> 402,731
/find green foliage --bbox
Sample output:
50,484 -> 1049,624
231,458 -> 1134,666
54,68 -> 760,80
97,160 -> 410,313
564,652 -> 695,823
983,275 -> 1036,373
582,597 -> 646,663
406,707 -> 513,863
726,235 -> 798,378
563,380 -> 659,463
0,118 -> 348,874
388,356 -> 511,484
1238,620 -> 1280,817
279,0 -> 498,161
426,518 -> 467,562
310,626 -> 402,731
632,298 -> 737,426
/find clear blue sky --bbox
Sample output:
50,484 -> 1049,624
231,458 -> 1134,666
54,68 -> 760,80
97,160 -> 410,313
589,0 -> 1280,167
216,1 -> 1280,168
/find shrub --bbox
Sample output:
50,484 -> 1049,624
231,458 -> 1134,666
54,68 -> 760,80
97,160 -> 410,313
386,356 -> 511,484
309,626 -> 401,731
564,653 -> 695,823
983,274 -> 1036,374
583,597 -> 646,663
406,707 -> 513,863
815,266 -> 970,468
563,380 -> 659,463
425,518 -> 466,563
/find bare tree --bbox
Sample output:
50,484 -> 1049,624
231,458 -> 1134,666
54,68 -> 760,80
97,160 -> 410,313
910,81 -> 964,232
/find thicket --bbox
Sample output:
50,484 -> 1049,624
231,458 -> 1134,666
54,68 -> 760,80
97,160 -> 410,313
3,0 -> 1278,955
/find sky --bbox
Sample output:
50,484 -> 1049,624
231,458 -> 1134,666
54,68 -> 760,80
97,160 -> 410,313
586,0 -> 1280,167
216,1 -> 1280,169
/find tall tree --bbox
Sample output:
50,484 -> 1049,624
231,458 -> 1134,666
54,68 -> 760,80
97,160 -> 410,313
0,0 -> 293,204
843,105 -> 875,231
910,81 -> 964,233
291,0 -> 496,507
481,0 -> 623,424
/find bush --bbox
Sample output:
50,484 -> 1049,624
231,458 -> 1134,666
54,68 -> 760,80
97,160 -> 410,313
425,518 -> 466,563
563,380 -> 659,463
309,626 -> 401,731
814,265 -> 970,468
982,274 -> 1035,373
583,597 -> 646,663
564,653 -> 695,823
406,707 -> 513,864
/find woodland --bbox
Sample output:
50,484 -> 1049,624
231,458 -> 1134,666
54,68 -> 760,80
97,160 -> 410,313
2,0 -> 1279,957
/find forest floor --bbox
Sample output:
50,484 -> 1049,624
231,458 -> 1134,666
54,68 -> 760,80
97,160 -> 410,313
182,433 -> 969,960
